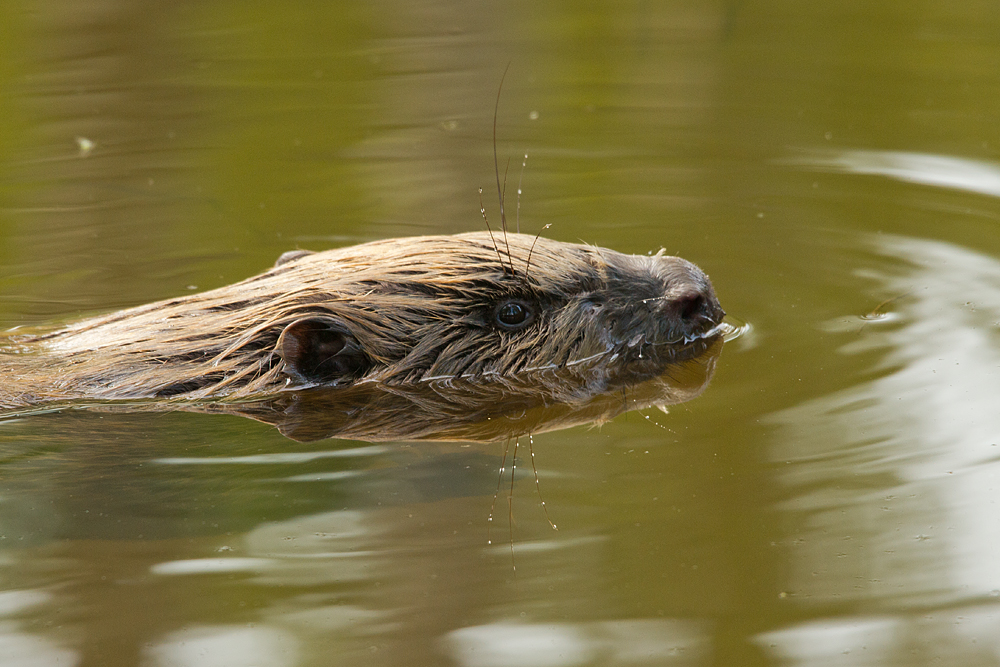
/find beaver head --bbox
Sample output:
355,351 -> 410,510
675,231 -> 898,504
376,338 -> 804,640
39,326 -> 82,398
8,232 -> 724,406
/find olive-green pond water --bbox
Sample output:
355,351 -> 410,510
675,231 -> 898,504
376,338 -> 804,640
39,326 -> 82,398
3,1 -> 1000,666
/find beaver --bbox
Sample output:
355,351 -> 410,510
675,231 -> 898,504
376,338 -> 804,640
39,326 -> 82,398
0,231 -> 724,414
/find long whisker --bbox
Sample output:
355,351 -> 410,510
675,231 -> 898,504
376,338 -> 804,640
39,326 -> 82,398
488,437 -> 512,546
501,156 -> 515,278
479,187 -> 507,276
524,224 -> 551,282
493,63 -> 515,278
516,153 -> 528,234
528,434 -> 557,531
509,436 -> 519,573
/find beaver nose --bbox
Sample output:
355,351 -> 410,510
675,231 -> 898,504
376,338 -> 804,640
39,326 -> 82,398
669,286 -> 724,325
673,288 -> 709,322
655,273 -> 725,340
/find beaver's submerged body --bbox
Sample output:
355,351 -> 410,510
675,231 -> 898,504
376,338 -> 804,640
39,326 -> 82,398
0,232 -> 724,411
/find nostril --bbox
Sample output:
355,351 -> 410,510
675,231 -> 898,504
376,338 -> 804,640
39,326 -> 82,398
674,291 -> 706,322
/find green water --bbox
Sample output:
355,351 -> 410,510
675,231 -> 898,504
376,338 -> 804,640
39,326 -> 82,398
3,1 -> 1000,666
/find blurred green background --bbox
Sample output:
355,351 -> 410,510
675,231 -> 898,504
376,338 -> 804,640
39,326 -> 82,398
3,1 -> 1000,666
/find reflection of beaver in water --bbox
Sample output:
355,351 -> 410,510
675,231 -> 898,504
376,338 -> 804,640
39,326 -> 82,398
0,232 -> 724,411
210,336 -> 724,442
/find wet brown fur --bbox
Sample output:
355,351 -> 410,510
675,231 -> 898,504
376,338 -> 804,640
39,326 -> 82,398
0,232 -> 723,410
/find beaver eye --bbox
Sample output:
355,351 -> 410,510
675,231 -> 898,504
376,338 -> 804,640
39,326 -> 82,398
494,300 -> 536,331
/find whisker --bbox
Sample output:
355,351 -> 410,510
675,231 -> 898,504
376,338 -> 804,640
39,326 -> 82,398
524,224 -> 551,282
493,63 -> 515,278
479,187 -> 507,276
516,153 -> 528,234
488,437 -> 512,546
509,436 -> 519,574
528,434 -> 557,531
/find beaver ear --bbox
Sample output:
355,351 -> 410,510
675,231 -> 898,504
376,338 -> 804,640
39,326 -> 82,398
274,249 -> 314,267
279,318 -> 372,385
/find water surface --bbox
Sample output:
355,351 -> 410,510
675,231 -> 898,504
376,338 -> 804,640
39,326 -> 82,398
2,1 -> 1000,666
